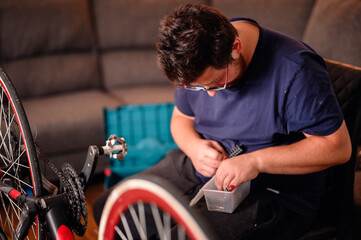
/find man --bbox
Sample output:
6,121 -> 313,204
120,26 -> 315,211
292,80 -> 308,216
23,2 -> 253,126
94,4 -> 351,239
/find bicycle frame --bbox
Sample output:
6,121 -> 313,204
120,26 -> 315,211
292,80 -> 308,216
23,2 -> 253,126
0,135 -> 127,240
0,180 -> 74,239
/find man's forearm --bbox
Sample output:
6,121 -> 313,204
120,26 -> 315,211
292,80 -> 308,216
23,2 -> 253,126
215,121 -> 352,189
252,121 -> 352,175
170,107 -> 200,156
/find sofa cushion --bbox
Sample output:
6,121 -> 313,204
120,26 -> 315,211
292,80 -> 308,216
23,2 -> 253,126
40,149 -> 109,181
101,50 -> 168,90
303,0 -> 361,68
213,0 -> 316,40
0,0 -> 94,60
0,0 -> 100,98
2,53 -> 100,99
94,0 -> 210,90
92,0 -> 210,49
110,85 -> 175,105
22,90 -> 122,155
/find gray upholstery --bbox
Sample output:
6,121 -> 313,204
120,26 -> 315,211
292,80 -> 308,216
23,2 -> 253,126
303,0 -> 361,68
23,90 -> 121,154
213,0 -> 316,40
2,54 -> 100,98
93,0 -> 209,91
101,50 -> 168,89
22,90 -> 122,174
110,85 -> 175,105
93,0 -> 210,48
0,0 -> 99,99
0,0 -> 94,60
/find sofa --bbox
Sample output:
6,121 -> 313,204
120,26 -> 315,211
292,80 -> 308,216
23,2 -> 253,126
0,0 -> 360,180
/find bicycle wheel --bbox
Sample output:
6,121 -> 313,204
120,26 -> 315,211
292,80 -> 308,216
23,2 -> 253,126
98,175 -> 216,240
0,68 -> 43,239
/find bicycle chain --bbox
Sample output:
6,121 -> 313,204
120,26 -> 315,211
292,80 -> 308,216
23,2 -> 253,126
35,143 -> 87,236
8,108 -> 87,236
61,163 -> 88,236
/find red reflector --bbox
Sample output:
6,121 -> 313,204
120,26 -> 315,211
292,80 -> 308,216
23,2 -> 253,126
9,189 -> 21,199
104,168 -> 112,176
57,225 -> 74,239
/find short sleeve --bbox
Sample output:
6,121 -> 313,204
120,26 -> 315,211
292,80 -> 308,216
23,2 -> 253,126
174,88 -> 195,117
284,56 -> 343,136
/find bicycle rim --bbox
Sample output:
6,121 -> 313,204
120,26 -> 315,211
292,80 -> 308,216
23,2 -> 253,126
99,176 -> 213,240
0,68 -> 43,240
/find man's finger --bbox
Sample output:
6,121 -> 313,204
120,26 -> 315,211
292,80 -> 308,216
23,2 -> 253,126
211,141 -> 227,155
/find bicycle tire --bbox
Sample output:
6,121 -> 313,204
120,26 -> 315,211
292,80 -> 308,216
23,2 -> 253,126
0,68 -> 43,240
99,175 -> 216,240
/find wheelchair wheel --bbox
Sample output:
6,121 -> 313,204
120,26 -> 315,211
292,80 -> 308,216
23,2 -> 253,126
0,68 -> 43,239
99,175 -> 214,240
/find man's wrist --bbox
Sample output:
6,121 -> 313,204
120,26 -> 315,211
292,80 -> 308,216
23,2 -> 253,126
249,151 -> 264,174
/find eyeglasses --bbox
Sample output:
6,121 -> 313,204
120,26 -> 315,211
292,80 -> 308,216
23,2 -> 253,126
184,65 -> 229,92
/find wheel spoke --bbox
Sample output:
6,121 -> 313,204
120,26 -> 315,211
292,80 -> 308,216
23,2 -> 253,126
0,192 -> 17,233
129,204 -> 147,240
163,212 -> 171,240
178,225 -> 186,240
151,203 -> 166,239
115,225 -> 128,240
138,201 -> 147,238
0,71 -> 41,239
121,214 -> 134,240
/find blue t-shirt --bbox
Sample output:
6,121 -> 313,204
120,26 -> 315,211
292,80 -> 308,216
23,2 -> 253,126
174,19 -> 343,217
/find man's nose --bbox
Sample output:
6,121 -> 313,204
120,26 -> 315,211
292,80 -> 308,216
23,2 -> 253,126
207,90 -> 217,97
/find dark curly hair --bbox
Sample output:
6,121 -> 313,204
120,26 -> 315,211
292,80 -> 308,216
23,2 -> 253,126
156,4 -> 238,85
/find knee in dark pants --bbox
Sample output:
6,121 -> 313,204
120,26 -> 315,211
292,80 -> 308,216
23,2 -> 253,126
93,187 -> 114,225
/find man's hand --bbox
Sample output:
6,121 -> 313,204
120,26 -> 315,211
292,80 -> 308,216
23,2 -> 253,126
189,139 -> 228,177
215,153 -> 259,190
171,107 -> 228,177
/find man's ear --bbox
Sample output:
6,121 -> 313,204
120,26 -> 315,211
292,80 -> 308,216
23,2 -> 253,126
231,50 -> 238,59
232,37 -> 242,59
